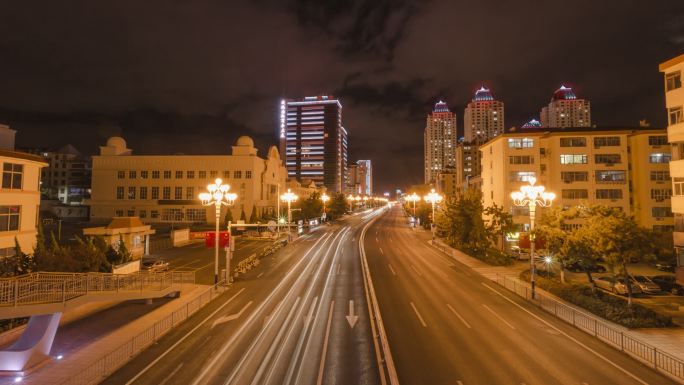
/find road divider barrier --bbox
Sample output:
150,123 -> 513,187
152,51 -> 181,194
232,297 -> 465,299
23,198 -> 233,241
234,254 -> 260,277
495,274 -> 684,384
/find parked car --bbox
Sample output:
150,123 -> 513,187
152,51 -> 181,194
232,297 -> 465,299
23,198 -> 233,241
141,259 -> 170,272
565,261 -> 606,273
655,262 -> 676,273
508,246 -> 530,260
650,275 -> 684,295
629,275 -> 661,294
594,276 -> 642,295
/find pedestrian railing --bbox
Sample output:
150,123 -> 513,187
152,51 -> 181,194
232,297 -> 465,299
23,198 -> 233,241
495,274 -> 684,383
0,270 -> 195,308
59,283 -> 224,385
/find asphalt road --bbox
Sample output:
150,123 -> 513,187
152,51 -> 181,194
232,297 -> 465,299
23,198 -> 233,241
149,239 -> 274,284
103,210 -> 384,385
363,205 -> 678,385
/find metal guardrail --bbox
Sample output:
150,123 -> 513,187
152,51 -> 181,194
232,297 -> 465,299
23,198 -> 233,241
59,283 -> 224,385
495,274 -> 684,383
0,271 -> 196,308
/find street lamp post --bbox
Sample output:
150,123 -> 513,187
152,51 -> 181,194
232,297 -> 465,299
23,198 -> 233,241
199,178 -> 237,286
406,192 -> 420,219
281,189 -> 298,240
423,189 -> 443,240
511,176 -> 555,300
321,193 -> 330,221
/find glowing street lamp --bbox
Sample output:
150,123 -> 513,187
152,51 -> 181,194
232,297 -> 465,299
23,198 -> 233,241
199,178 -> 237,285
280,189 -> 298,238
406,193 -> 421,218
511,176 -> 555,299
320,193 -> 330,219
423,189 -> 443,239
346,194 -> 355,212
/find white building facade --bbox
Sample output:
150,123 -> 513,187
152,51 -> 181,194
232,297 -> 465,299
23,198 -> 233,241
87,136 -> 287,224
463,87 -> 504,143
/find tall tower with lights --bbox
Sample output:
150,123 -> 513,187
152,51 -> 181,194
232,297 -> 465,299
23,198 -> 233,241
540,85 -> 591,128
279,96 -> 348,193
463,86 -> 505,143
424,101 -> 457,184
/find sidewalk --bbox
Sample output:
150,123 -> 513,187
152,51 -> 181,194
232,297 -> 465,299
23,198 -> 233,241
1,283 -> 211,385
427,235 -> 684,363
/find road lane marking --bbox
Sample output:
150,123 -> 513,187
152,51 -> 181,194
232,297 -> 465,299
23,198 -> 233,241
480,282 -> 650,385
257,272 -> 264,278
376,237 -> 379,243
124,288 -> 245,385
457,381 -> 463,385
211,301 -> 253,328
446,304 -> 471,329
482,304 -> 516,330
346,300 -> 359,328
159,362 -> 184,385
336,263 -> 341,275
388,264 -> 397,276
410,302 -> 427,327
410,264 -> 423,277
316,300 -> 335,385
379,247 -> 384,255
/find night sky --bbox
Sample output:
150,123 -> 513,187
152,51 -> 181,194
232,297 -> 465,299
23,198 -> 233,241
0,1 -> 682,193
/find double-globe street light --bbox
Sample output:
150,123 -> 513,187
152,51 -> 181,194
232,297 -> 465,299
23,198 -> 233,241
423,189 -> 443,239
280,188 -> 298,239
406,192 -> 421,219
510,176 -> 555,299
199,178 -> 237,286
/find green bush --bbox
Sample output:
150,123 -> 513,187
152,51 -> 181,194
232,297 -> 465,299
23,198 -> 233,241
520,271 -> 673,328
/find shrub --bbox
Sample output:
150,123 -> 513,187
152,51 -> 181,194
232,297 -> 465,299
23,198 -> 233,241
520,271 -> 673,328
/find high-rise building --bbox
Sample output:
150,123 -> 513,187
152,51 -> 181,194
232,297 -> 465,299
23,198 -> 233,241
660,54 -> 684,277
280,96 -> 348,193
540,85 -> 591,128
463,86 -> 504,143
356,160 -> 372,196
424,101 -> 457,184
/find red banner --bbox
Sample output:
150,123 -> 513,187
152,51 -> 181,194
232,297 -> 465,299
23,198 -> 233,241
518,233 -> 544,249
205,231 -> 230,248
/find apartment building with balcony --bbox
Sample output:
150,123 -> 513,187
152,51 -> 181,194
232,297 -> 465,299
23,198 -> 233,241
480,126 -> 671,238
660,54 -> 684,277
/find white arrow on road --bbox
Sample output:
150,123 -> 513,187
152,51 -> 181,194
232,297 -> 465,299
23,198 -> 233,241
346,300 -> 358,328
212,301 -> 253,329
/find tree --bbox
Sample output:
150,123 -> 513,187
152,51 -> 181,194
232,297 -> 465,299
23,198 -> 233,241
240,209 -> 246,221
536,206 -> 587,283
296,192 -> 323,221
115,234 -> 132,265
223,209 -> 234,226
436,189 -> 490,258
328,193 -> 347,219
585,207 -> 653,305
483,204 -> 515,251
249,205 -> 258,223
73,236 -> 111,272
13,238 -> 34,276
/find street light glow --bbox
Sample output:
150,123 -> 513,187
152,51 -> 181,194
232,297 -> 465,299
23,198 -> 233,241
511,176 -> 554,299
200,178 -> 237,285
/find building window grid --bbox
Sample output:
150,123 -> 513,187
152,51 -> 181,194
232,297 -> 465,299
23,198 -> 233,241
151,187 -> 159,200
649,153 -> 671,164
649,136 -> 668,146
561,189 -> 589,199
596,189 -> 623,200
651,189 -> 672,201
666,71 -> 682,92
140,187 -> 148,200
163,187 -> 171,200
559,137 -> 587,147
128,187 -> 135,200
175,171 -> 183,179
2,163 -> 23,189
560,154 -> 588,165
669,106 -> 683,126
174,187 -> 182,200
116,186 -> 124,200
594,154 -> 621,164
561,171 -> 588,183
0,206 -> 20,232
152,171 -> 160,179
593,136 -> 621,148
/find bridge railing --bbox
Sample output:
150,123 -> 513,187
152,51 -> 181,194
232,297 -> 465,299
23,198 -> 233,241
0,270 -> 195,308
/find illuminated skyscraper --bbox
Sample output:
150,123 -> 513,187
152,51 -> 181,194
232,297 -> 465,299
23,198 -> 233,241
279,96 -> 348,193
463,86 -> 504,143
424,101 -> 457,184
540,85 -> 591,128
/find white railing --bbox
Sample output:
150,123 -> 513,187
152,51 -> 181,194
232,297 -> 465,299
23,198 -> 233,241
59,283 -> 223,385
0,271 -> 195,308
495,274 -> 684,383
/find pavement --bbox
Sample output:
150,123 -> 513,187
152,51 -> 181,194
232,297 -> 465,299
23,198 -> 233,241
102,210 -> 384,385
362,205 -> 678,384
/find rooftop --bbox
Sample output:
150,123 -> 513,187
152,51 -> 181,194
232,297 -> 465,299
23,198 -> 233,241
433,100 -> 450,113
551,85 -> 578,101
473,87 -> 494,101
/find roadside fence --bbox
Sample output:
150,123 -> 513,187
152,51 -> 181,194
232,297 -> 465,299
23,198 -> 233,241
495,274 -> 684,383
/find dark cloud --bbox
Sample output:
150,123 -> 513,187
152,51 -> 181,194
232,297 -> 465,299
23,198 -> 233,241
0,0 -> 682,192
